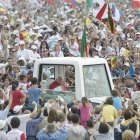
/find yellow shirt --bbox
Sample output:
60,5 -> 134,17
101,105 -> 117,122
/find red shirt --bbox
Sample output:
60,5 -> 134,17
10,90 -> 24,110
49,81 -> 60,90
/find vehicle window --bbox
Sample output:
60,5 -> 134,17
83,64 -> 111,98
40,64 -> 76,103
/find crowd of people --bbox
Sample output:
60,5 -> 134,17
0,0 -> 140,140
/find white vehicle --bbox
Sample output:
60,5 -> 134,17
33,57 -> 114,105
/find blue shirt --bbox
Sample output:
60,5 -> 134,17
26,115 -> 43,137
36,128 -> 68,140
0,108 -> 9,120
27,87 -> 42,108
112,97 -> 122,111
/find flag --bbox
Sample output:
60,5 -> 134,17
111,57 -> 117,68
120,47 -> 130,57
86,17 -> 91,26
86,0 -> 93,11
0,4 -> 6,12
47,0 -> 55,6
76,0 -> 81,2
71,0 -> 81,8
71,0 -> 79,8
92,0 -> 107,20
108,4 -> 115,34
111,3 -> 120,22
80,25 -> 87,57
132,0 -> 140,9
65,0 -> 72,3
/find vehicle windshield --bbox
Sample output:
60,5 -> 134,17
83,64 -> 111,98
40,64 -> 76,103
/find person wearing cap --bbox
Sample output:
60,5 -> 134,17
100,47 -> 109,59
30,32 -> 37,45
36,123 -> 68,140
0,120 -> 6,140
6,101 -> 38,138
120,61 -> 135,79
89,47 -> 99,58
133,65 -> 140,81
133,32 -> 140,46
58,37 -> 69,54
9,32 -> 18,46
31,45 -> 41,59
34,34 -> 43,48
6,117 -> 26,140
17,40 -> 33,61
32,26 -> 39,33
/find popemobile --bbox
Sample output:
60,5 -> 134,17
33,57 -> 114,106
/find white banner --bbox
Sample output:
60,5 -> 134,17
0,0 -> 12,8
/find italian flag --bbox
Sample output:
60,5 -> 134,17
111,57 -> 117,68
132,0 -> 140,9
108,4 -> 115,34
80,25 -> 87,57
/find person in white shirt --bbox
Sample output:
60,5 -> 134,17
17,41 -> 33,61
0,120 -> 6,140
6,102 -> 38,138
133,32 -> 140,47
6,117 -> 26,140
69,38 -> 80,57
50,43 -> 64,57
34,34 -> 43,49
31,45 -> 41,59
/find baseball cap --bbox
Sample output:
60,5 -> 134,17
13,105 -> 23,113
20,41 -> 25,45
31,45 -> 37,50
124,62 -> 130,67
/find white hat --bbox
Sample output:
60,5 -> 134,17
135,44 -> 140,49
25,23 -> 30,28
13,105 -> 23,113
46,28 -> 53,32
0,120 -> 6,129
0,99 -> 4,105
33,26 -> 39,30
7,45 -> 12,49
30,32 -> 36,36
40,24 -> 48,29
11,30 -> 18,36
136,32 -> 140,35
19,57 -> 25,61
31,45 -> 37,50
13,43 -> 19,47
124,62 -> 130,67
38,33 -> 43,37
127,38 -> 133,41
38,29 -> 45,33
3,16 -> 8,20
58,37 -> 63,41
128,15 -> 133,18
20,41 -> 25,45
20,25 -> 26,31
